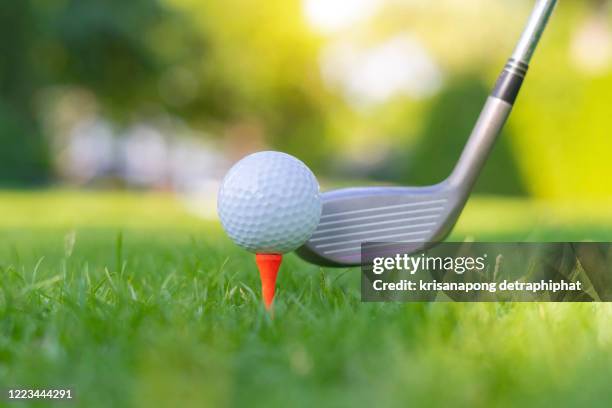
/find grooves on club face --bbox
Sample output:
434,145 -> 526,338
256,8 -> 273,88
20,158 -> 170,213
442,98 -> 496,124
296,182 -> 467,267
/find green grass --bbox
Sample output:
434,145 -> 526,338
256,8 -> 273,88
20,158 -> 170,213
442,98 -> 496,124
1,191 -> 612,407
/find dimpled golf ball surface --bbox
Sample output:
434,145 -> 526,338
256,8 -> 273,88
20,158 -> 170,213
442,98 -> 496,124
218,151 -> 322,254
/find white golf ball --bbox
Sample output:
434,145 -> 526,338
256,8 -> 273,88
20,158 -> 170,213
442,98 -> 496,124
217,151 -> 322,254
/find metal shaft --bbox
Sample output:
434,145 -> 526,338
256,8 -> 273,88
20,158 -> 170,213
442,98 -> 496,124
512,0 -> 559,65
449,0 -> 557,189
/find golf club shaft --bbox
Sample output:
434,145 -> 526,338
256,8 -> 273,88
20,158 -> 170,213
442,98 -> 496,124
449,0 -> 557,189
512,0 -> 558,65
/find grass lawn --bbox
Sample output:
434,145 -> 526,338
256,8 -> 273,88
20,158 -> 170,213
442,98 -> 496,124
1,191 -> 612,407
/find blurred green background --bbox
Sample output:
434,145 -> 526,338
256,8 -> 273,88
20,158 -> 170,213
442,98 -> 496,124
2,0 -> 611,199
2,2 -> 612,407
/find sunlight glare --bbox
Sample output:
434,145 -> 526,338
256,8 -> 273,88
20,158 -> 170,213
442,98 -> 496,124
303,0 -> 381,33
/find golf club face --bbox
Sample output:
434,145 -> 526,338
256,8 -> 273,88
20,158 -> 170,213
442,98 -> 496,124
297,0 -> 558,267
297,95 -> 514,267
296,183 -> 468,266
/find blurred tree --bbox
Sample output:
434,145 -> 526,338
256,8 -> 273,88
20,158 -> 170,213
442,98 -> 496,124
51,0 -> 181,119
2,0 -> 608,196
169,0 -> 332,169
396,74 -> 527,195
0,0 -> 333,185
0,0 -> 199,184
0,2 -> 50,184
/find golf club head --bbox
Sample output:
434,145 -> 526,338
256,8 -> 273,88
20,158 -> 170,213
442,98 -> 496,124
296,0 -> 558,267
296,182 -> 468,266
296,96 -> 513,267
